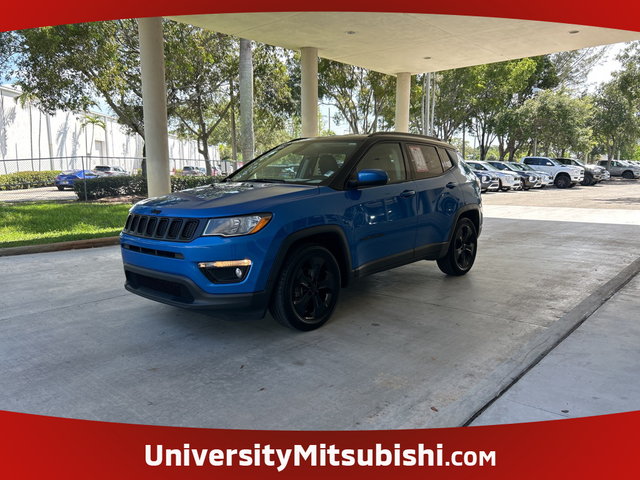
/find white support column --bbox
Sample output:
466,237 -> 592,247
138,17 -> 171,197
395,72 -> 411,133
301,47 -> 319,138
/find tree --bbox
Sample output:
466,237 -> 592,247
466,58 -> 539,159
549,46 -> 610,90
319,60 -> 395,134
80,114 -> 106,157
520,89 -> 592,157
14,21 -> 158,141
432,68 -> 477,142
165,22 -> 236,175
591,79 -> 640,161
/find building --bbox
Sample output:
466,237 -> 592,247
0,84 -> 226,175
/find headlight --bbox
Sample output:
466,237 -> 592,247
482,176 -> 488,182
202,213 -> 272,237
507,176 -> 514,182
529,176 -> 535,182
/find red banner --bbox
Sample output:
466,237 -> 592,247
1,0 -> 640,33
0,409 -> 638,478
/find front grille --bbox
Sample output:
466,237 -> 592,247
125,271 -> 194,303
122,215 -> 200,242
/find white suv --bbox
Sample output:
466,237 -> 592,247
521,156 -> 584,188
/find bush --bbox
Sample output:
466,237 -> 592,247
0,170 -> 62,191
73,175 -> 219,200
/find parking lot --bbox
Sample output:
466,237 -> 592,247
1,179 -> 639,430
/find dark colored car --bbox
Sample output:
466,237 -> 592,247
487,161 -> 540,190
54,170 -> 100,190
121,133 -> 483,331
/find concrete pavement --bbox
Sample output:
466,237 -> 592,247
1,204 -> 639,430
470,258 -> 640,426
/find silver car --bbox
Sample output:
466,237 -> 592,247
597,160 -> 640,179
466,160 -> 522,191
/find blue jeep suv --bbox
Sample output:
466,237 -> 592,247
121,133 -> 482,331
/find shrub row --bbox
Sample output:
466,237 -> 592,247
73,175 -> 220,200
0,170 -> 62,191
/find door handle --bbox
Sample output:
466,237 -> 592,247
446,182 -> 459,189
399,190 -> 416,198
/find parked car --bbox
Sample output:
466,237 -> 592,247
181,166 -> 206,176
93,165 -> 129,176
466,160 -> 521,191
487,161 -> 540,190
54,170 -> 100,190
121,133 -> 483,331
505,161 -> 553,187
597,160 -> 640,179
554,158 -> 607,186
521,156 -> 583,188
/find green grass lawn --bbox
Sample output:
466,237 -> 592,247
0,202 -> 132,248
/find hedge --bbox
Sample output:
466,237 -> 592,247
0,170 -> 62,191
73,175 -> 220,200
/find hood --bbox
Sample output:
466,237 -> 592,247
131,182 -> 320,217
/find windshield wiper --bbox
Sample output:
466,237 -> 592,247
244,178 -> 287,183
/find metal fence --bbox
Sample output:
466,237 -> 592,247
0,156 -> 238,203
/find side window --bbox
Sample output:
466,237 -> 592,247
437,148 -> 453,171
356,143 -> 406,182
407,144 -> 445,179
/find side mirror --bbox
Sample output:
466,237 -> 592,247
348,169 -> 389,188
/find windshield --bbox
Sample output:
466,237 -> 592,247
499,163 -> 520,172
469,161 -> 500,172
226,139 -> 361,185
512,163 -> 530,171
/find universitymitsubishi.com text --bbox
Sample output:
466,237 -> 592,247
145,443 -> 496,470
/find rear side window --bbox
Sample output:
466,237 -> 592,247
407,144 -> 445,179
437,148 -> 454,171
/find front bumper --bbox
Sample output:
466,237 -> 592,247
124,263 -> 270,320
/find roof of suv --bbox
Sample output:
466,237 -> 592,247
292,132 -> 453,149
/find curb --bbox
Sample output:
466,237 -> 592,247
451,255 -> 640,427
0,236 -> 120,257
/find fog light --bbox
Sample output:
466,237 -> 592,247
198,259 -> 252,284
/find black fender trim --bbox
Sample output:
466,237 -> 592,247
265,225 -> 355,295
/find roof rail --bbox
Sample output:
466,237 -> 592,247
369,131 -> 442,142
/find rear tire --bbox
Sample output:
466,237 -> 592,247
57,186 -> 65,191
269,244 -> 341,331
437,219 -> 478,276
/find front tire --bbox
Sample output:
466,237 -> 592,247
57,186 -> 65,191
437,219 -> 478,276
269,244 -> 341,331
554,174 -> 571,188
581,174 -> 593,186
622,171 -> 634,179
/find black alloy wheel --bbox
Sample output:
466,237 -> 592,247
554,174 -> 571,188
437,218 -> 478,276
270,244 -> 341,331
622,171 -> 634,179
581,174 -> 593,186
